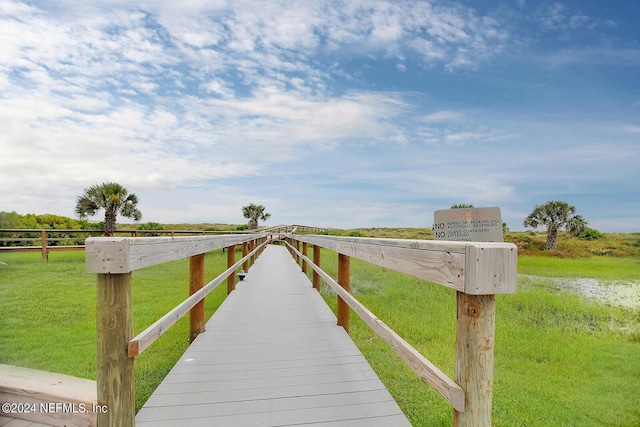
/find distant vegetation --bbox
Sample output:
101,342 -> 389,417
0,211 -> 102,247
0,211 -> 100,230
2,209 -> 638,257
328,227 -> 640,258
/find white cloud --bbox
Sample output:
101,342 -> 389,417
202,79 -> 235,98
537,2 -> 566,30
0,0 -> 638,231
422,110 -> 463,122
444,130 -> 511,145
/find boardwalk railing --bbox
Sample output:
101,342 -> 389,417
86,228 -> 515,427
282,234 -> 517,427
0,229 -> 95,261
0,226 -> 325,261
86,233 -> 273,427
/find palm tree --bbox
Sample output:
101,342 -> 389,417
75,182 -> 142,236
523,200 -> 587,251
242,203 -> 271,230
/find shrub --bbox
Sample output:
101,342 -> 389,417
578,227 -> 604,240
137,222 -> 164,236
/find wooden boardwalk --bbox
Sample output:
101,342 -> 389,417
135,244 -> 411,427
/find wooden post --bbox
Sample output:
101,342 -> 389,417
242,242 -> 249,271
41,230 -> 48,262
189,254 -> 205,343
295,241 -> 300,265
227,245 -> 236,294
312,245 -> 321,292
96,272 -> 134,427
302,242 -> 308,273
337,254 -> 350,333
453,292 -> 496,427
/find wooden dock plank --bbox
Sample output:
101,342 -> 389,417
136,244 -> 410,426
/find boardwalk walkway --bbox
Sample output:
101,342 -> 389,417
136,244 -> 411,426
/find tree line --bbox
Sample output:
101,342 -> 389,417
3,181 -> 603,252
0,211 -> 101,231
1,182 -> 273,245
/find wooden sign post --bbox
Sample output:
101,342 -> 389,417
435,207 -> 504,426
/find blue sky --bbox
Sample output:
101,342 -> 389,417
1,0 -> 639,231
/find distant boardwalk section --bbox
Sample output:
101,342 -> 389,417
136,245 -> 411,426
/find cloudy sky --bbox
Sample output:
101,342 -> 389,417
1,0 -> 639,231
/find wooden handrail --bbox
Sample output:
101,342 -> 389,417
86,234 -> 269,273
127,238 -> 270,358
85,227 -> 515,426
284,233 -> 517,427
283,240 -> 465,411
90,232 -> 272,426
0,228 -> 266,262
285,234 -> 516,295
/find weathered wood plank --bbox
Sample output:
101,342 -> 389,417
453,293 -> 496,427
313,244 -> 321,291
290,234 -> 468,254
189,254 -> 205,343
226,244 -> 235,293
335,239 -> 465,291
337,253 -> 351,332
0,364 -> 97,427
96,273 -> 134,427
464,243 -> 517,294
288,234 -> 517,295
86,234 -> 266,273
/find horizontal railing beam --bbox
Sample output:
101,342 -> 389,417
86,233 -> 270,274
286,234 -> 516,295
0,245 -> 85,252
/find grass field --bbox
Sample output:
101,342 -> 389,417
1,232 -> 639,426
307,249 -> 640,426
0,249 -> 237,410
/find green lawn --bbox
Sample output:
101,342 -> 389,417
1,249 -> 639,426
310,250 -> 640,426
518,255 -> 640,281
0,249 -> 236,410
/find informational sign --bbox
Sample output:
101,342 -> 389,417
433,207 -> 503,242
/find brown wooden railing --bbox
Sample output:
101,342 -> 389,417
86,233 -> 273,426
0,226 -> 321,261
282,233 -> 517,427
0,229 -> 95,261
85,226 -> 515,426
